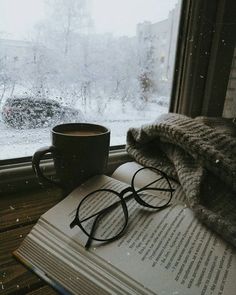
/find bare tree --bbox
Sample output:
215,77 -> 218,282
45,0 -> 93,56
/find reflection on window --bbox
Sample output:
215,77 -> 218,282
0,0 -> 182,160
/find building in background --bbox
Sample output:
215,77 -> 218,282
137,1 -> 181,97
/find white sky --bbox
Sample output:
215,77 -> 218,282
0,0 -> 178,39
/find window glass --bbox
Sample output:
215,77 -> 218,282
0,0 -> 182,160
223,46 -> 236,118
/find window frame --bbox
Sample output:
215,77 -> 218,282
2,0 -> 236,192
0,146 -> 131,193
170,0 -> 236,117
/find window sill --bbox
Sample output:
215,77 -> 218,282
0,148 -> 132,194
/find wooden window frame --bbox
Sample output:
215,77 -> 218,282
170,0 -> 236,117
0,147 -> 131,193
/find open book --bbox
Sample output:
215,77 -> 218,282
14,162 -> 236,295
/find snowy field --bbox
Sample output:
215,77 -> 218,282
0,101 -> 168,160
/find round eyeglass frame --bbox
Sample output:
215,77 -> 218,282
70,166 -> 174,248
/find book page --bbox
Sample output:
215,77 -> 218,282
40,174 -> 236,295
112,161 -> 185,204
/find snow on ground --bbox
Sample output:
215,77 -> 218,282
0,101 -> 168,160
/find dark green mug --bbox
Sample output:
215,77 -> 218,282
32,123 -> 110,194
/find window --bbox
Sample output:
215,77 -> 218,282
0,0 -> 182,161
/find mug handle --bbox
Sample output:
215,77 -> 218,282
32,146 -> 61,187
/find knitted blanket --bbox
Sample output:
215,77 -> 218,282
126,113 -> 236,247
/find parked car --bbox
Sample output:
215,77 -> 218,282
1,97 -> 84,129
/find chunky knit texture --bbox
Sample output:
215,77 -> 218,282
126,113 -> 236,247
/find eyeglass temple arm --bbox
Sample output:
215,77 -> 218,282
70,191 -> 130,234
72,179 -> 174,228
78,183 -> 174,226
138,187 -> 175,193
79,187 -> 133,224
85,204 -> 117,250
70,202 -> 122,250
133,175 -> 165,192
84,188 -> 132,249
85,214 -> 100,249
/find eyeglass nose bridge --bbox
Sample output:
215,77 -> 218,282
121,186 -> 133,196
120,186 -> 139,202
119,186 -> 147,208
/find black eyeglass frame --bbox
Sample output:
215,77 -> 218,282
70,166 -> 174,249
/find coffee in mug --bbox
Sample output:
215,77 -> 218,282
32,123 -> 110,194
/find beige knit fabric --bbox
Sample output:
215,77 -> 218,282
126,113 -> 236,247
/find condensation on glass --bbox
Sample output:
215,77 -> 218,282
0,0 -> 182,160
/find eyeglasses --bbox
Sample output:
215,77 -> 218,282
70,166 -> 175,250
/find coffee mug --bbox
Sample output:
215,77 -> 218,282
32,123 -> 110,193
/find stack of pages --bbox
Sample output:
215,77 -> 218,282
14,162 -> 236,295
